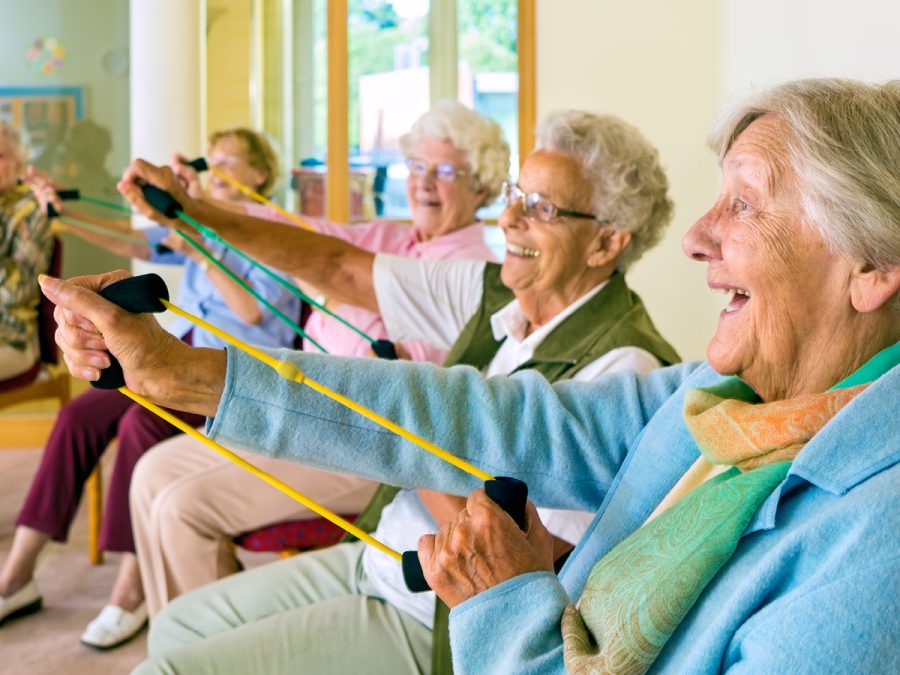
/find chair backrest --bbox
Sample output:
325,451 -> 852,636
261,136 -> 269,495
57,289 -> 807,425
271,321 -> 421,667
38,237 -> 62,365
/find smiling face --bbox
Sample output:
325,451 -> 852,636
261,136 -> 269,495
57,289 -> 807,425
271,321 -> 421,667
0,133 -> 23,196
499,149 -> 616,322
682,115 -> 866,400
406,137 -> 485,241
207,135 -> 268,202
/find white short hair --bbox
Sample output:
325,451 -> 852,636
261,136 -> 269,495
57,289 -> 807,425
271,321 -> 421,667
536,110 -> 673,272
709,78 -> 900,271
0,120 -> 30,166
400,100 -> 510,205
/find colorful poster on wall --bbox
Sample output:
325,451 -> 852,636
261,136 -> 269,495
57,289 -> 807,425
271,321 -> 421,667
0,86 -> 85,170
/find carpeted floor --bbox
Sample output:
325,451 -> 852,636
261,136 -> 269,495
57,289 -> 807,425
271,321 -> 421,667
0,447 -> 146,674
0,444 -> 279,674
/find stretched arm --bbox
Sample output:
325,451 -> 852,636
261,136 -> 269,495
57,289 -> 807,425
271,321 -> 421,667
160,231 -> 263,325
58,219 -> 152,260
119,159 -> 378,311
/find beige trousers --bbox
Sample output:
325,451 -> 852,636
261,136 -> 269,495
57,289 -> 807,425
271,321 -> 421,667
130,433 -> 378,617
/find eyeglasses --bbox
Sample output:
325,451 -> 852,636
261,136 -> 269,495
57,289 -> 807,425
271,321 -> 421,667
405,157 -> 470,183
501,181 -> 607,224
207,154 -> 242,169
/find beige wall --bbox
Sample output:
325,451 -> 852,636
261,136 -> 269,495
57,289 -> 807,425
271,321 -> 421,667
536,0 -> 900,362
207,0 -> 254,133
536,0 -> 722,361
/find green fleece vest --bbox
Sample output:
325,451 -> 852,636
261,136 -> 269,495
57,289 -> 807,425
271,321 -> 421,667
345,263 -> 680,674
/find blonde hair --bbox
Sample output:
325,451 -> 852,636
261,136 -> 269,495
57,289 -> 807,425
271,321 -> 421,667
208,127 -> 281,197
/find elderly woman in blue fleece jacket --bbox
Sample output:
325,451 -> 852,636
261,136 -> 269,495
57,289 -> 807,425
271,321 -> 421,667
43,78 -> 899,674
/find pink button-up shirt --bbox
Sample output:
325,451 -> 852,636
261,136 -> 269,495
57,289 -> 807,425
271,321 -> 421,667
245,204 -> 497,363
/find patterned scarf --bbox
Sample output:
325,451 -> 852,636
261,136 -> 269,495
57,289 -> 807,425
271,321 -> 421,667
559,344 -> 899,674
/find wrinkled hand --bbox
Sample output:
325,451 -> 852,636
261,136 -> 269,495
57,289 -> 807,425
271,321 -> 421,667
24,165 -> 62,216
39,271 -> 190,398
418,488 -> 555,608
117,158 -> 194,229
170,152 -> 207,200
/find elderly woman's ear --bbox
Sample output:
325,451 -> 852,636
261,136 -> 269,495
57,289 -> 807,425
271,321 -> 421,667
586,228 -> 631,269
849,262 -> 900,314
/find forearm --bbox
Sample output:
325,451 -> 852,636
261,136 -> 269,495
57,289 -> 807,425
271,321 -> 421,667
63,206 -> 132,232
187,200 -> 378,311
139,345 -> 227,418
450,572 -> 569,674
197,258 -> 263,325
418,490 -> 467,523
61,220 -> 151,259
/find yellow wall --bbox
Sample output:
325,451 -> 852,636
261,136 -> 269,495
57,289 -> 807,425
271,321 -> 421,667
536,0 -> 722,361
207,0 -> 254,134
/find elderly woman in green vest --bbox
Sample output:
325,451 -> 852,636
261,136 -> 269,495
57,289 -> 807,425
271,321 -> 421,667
70,108 -> 677,673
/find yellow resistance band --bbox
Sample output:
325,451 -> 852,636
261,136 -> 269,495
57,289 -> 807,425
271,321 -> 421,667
118,387 -> 401,562
161,298 -> 494,483
210,168 -> 317,232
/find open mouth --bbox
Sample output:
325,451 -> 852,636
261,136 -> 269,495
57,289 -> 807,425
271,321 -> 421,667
716,287 -> 751,314
507,241 -> 540,258
416,196 -> 442,208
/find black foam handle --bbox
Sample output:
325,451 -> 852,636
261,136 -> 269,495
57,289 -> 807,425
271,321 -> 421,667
142,184 -> 182,219
58,188 -> 81,201
484,476 -> 529,531
402,476 -> 529,593
91,274 -> 171,390
46,188 -> 81,217
185,156 -> 209,173
371,339 -> 398,360
402,550 -> 428,594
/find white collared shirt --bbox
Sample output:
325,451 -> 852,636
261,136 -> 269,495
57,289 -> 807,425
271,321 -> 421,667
369,254 -> 662,626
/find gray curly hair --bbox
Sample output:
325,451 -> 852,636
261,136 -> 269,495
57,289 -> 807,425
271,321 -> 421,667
536,110 -> 673,272
400,99 -> 510,206
708,78 -> 900,271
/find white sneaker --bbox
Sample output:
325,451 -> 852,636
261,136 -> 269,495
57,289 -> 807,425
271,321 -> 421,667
80,602 -> 148,650
0,579 -> 42,626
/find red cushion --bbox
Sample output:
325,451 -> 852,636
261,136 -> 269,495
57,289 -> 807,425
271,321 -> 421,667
235,516 -> 358,553
0,360 -> 41,393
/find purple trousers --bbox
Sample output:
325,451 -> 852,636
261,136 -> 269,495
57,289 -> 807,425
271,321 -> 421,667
16,387 -> 204,553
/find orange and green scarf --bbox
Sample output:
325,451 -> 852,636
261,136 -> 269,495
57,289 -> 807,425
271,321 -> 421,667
562,342 -> 899,674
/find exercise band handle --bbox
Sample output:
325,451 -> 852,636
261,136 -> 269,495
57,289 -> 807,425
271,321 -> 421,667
143,184 -> 182,219
371,339 -> 398,361
402,476 -> 529,593
185,156 -> 209,173
91,274 -> 170,390
46,188 -> 82,218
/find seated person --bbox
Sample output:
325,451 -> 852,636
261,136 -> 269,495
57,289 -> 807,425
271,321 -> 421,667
0,127 -> 300,651
48,78 -> 899,673
123,108 -> 678,670
0,121 -> 54,381
129,101 -> 508,618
